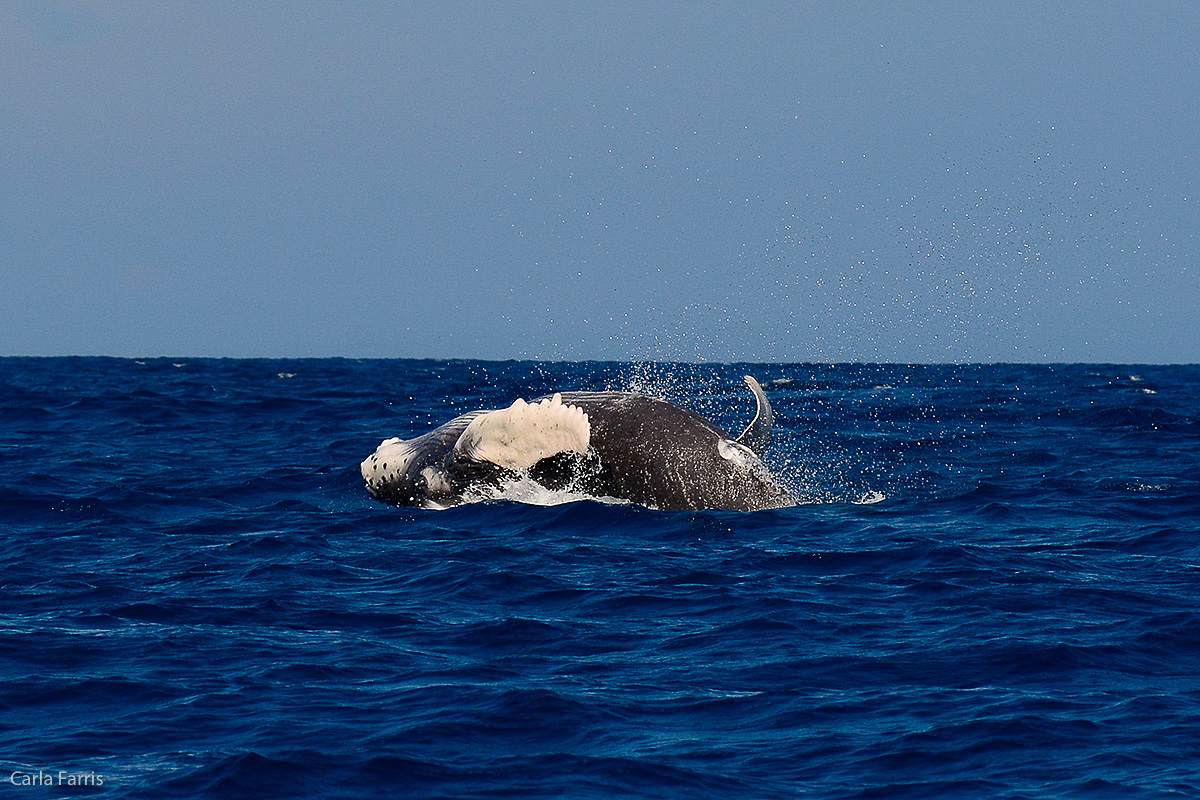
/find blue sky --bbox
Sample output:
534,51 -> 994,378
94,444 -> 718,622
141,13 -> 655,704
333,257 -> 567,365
2,2 -> 1197,362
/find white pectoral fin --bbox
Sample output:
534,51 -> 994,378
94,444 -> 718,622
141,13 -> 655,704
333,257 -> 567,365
454,393 -> 590,470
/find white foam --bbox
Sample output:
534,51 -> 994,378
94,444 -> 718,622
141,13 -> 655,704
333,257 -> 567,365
455,393 -> 590,470
461,474 -> 630,508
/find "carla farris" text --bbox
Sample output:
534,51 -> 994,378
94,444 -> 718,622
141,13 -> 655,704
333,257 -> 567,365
10,770 -> 105,787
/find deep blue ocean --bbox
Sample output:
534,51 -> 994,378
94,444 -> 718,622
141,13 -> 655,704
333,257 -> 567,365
3,357 -> 1199,798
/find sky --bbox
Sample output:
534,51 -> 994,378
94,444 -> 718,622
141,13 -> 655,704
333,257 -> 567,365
2,1 -> 1197,363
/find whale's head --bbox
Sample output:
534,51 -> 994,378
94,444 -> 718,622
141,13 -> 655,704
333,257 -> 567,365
361,437 -> 424,505
360,410 -> 496,508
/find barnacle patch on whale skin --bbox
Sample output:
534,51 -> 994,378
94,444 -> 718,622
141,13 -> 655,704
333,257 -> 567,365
419,466 -> 454,495
455,393 -> 590,470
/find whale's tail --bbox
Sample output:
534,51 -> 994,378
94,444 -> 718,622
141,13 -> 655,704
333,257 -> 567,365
736,375 -> 774,456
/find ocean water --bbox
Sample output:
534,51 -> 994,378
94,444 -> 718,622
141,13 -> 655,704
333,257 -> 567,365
3,357 -> 1199,799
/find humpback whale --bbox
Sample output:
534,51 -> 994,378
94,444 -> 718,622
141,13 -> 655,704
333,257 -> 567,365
361,375 -> 792,511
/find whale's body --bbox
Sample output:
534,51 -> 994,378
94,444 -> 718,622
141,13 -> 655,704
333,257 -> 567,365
361,376 -> 792,511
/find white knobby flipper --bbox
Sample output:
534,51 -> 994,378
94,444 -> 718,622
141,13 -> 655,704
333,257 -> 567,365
454,393 -> 590,470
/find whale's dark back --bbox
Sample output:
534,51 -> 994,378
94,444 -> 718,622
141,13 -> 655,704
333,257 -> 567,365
550,392 -> 791,511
